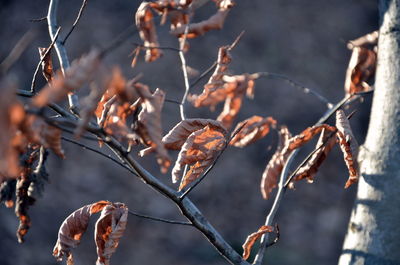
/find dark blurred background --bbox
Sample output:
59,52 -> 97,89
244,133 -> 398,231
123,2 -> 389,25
0,0 -> 377,264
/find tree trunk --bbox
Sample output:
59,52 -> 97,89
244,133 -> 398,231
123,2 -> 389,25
338,1 -> 400,265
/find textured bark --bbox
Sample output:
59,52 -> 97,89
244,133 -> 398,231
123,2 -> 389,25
338,1 -> 400,265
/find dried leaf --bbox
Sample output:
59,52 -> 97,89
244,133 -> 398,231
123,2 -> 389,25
53,201 -> 111,264
170,0 -> 235,38
288,124 -> 336,151
33,49 -> 101,107
38,47 -> 53,83
135,2 -> 163,62
260,126 -> 292,199
344,46 -> 376,96
293,128 -> 336,182
172,125 -> 227,189
162,119 -> 227,150
347,31 -> 378,50
137,86 -> 170,173
242,225 -> 274,260
230,116 -> 277,147
95,203 -> 128,265
204,45 -> 232,92
336,109 -> 359,188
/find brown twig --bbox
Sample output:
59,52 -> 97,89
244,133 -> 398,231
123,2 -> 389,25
128,210 -> 192,226
61,0 -> 89,45
29,16 -> 47,22
30,27 -> 61,93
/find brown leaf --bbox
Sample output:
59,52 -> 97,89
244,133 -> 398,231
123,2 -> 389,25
53,201 -> 111,265
230,116 -> 277,147
260,126 -> 292,199
162,119 -> 227,150
136,86 -> 170,173
172,125 -> 226,189
95,203 -> 128,265
135,2 -> 163,62
170,0 -> 235,38
204,45 -> 232,92
287,124 -> 336,151
33,49 -> 101,107
293,128 -> 336,183
344,46 -> 376,96
242,225 -> 274,260
38,47 -> 53,83
336,109 -> 359,188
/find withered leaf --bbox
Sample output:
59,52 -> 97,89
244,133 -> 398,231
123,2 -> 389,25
287,124 -> 336,151
38,47 -> 53,83
53,201 -> 111,265
260,126 -> 292,200
344,46 -> 376,96
33,49 -> 101,107
336,109 -> 359,188
161,119 -> 227,150
204,45 -> 232,92
172,125 -> 226,189
230,116 -> 277,147
293,128 -> 336,183
242,225 -> 274,260
135,2 -> 163,62
170,0 -> 235,38
137,86 -> 170,173
95,203 -> 128,265
347,31 -> 378,50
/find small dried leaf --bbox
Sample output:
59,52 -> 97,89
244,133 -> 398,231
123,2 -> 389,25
205,45 -> 232,92
336,109 -> 359,188
136,86 -> 170,173
230,116 -> 277,147
288,124 -> 336,151
172,125 -> 226,188
242,225 -> 274,260
344,46 -> 376,96
170,1 -> 235,38
162,119 -> 227,150
33,49 -> 101,107
294,128 -> 336,182
261,126 -> 292,199
95,203 -> 128,265
135,2 -> 163,62
53,201 -> 111,264
38,47 -> 53,83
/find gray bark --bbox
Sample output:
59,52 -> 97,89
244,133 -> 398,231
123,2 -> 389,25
338,1 -> 400,265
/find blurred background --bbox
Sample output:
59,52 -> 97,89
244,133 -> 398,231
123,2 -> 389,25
0,0 -> 377,264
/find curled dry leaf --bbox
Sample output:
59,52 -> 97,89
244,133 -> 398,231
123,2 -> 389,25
172,125 -> 227,189
293,128 -> 336,183
135,2 -> 162,62
242,225 -> 274,260
288,124 -> 336,151
347,31 -> 378,50
38,47 -> 53,83
205,45 -> 232,92
33,49 -> 101,107
162,119 -> 227,150
230,116 -> 277,147
170,0 -> 235,38
95,203 -> 128,265
344,46 -> 376,96
336,109 -> 359,188
53,201 -> 111,265
261,126 -> 292,199
136,85 -> 170,173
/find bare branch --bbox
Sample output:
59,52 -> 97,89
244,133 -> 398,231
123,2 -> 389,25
128,210 -> 192,226
178,21 -> 192,120
30,27 -> 61,93
0,30 -> 36,74
47,0 -> 79,113
62,0 -> 89,45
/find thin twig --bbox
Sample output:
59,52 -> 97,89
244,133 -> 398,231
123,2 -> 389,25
48,0 -> 79,112
30,27 -> 61,93
165,98 -> 183,105
100,26 -> 138,58
128,210 -> 192,226
29,17 -> 47,22
131,42 -> 182,52
179,122 -> 248,199
178,19 -> 192,120
254,72 -> 333,108
0,30 -> 36,75
61,136 -> 138,176
189,61 -> 217,88
62,0 -> 89,45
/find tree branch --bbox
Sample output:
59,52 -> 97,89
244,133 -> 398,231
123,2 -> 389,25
128,210 -> 192,226
47,0 -> 79,113
61,0 -> 89,45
